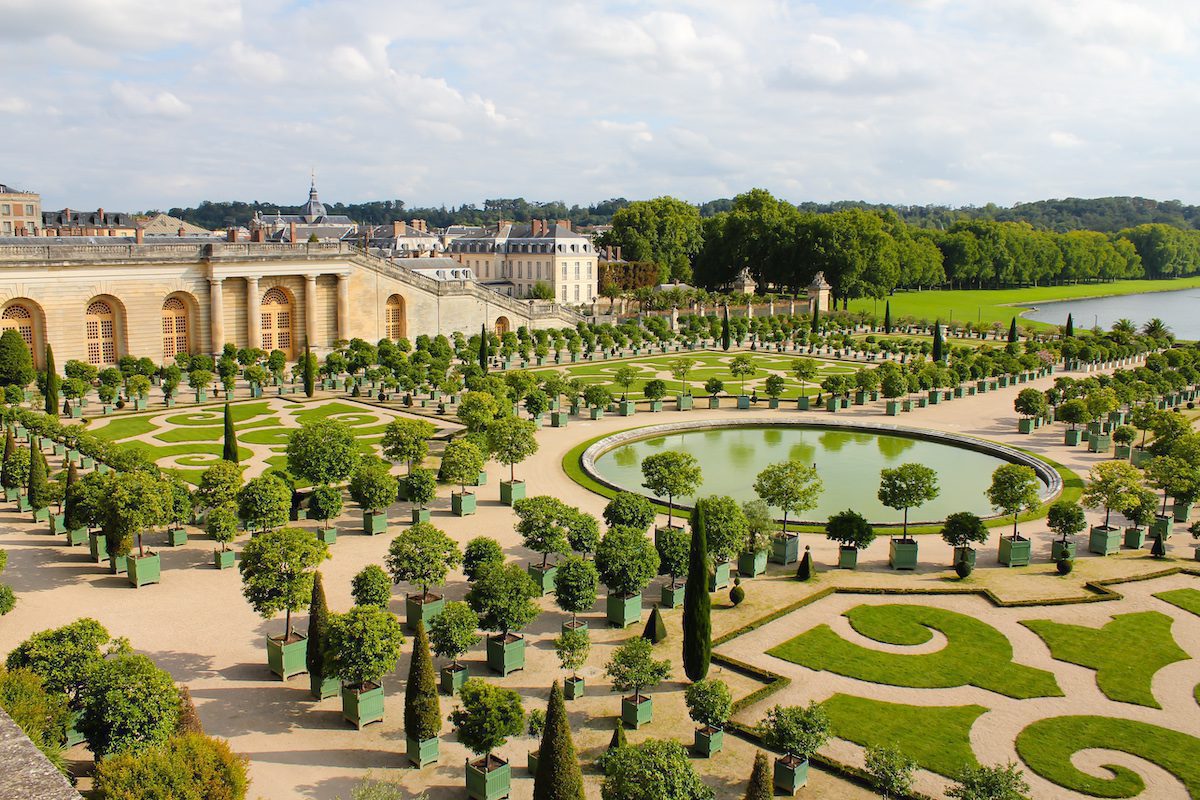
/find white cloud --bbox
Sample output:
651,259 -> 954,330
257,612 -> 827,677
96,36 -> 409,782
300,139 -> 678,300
110,83 -> 191,118
1050,131 -> 1084,149
0,98 -> 30,114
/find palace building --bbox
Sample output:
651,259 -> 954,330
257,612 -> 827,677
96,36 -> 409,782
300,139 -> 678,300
447,219 -> 598,303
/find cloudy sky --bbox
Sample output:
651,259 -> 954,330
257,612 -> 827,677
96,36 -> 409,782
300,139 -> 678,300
3,0 -> 1198,211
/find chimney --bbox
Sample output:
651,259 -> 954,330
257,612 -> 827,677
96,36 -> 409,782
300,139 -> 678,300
556,219 -> 570,231
616,246 -> 622,261
226,227 -> 237,242
135,226 -> 144,245
605,245 -> 612,260
289,221 -> 297,244
97,207 -> 105,222
411,219 -> 426,232
178,226 -> 186,237
393,220 -> 404,237
253,228 -> 265,243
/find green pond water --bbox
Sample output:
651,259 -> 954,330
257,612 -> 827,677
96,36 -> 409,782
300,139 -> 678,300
593,425 -> 1018,524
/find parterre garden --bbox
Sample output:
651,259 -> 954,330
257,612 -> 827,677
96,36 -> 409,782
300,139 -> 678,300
721,580 -> 1200,798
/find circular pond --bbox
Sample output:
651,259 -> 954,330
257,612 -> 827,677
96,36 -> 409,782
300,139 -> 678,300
584,420 -> 1059,525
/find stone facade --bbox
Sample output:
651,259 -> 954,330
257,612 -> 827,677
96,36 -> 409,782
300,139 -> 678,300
0,241 -> 582,368
0,183 -> 40,236
447,219 -> 598,303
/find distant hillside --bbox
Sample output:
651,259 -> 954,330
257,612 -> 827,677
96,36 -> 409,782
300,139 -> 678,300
162,195 -> 1200,234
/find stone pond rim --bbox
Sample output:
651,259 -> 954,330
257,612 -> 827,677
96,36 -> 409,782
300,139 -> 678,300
578,418 -> 1063,527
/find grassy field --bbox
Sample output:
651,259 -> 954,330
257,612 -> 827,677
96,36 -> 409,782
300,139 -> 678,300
767,603 -> 1063,699
845,276 -> 1200,328
1021,611 -> 1188,708
1015,715 -> 1200,797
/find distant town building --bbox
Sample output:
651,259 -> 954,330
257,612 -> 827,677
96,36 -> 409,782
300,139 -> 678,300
136,212 -> 215,237
41,207 -> 138,237
363,219 -> 441,257
448,219 -> 597,304
249,181 -> 357,243
0,183 -> 40,236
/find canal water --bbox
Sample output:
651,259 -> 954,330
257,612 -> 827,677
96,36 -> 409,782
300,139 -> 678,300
1022,288 -> 1200,340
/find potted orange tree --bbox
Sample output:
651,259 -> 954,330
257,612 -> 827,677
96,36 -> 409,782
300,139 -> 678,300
466,562 -> 540,676
452,679 -> 524,800
988,464 -> 1042,566
761,702 -> 831,795
324,604 -> 405,729
604,636 -> 670,729
385,520 -> 462,631
686,678 -> 731,757
428,600 -> 479,695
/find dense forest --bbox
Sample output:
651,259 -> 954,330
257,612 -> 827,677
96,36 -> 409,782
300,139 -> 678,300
164,194 -> 1200,234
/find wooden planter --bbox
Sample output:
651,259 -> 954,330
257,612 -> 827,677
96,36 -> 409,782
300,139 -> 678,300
771,533 -> 799,565
486,633 -> 525,676
406,593 -> 445,631
694,725 -> 723,757
888,538 -> 918,570
499,479 -> 525,506
1088,525 -> 1121,556
465,755 -> 511,800
661,580 -> 686,608
564,675 -> 585,700
774,755 -> 810,794
952,546 -> 977,569
407,734 -> 439,767
127,552 -> 161,588
837,546 -> 858,569
676,395 -> 693,411
266,633 -> 309,681
1051,540 -> 1077,561
166,528 -> 188,547
341,682 -> 385,729
440,663 -> 468,695
214,549 -> 235,570
362,510 -> 387,535
310,672 -> 339,700
621,694 -> 653,729
1124,527 -> 1146,549
737,549 -> 767,578
528,563 -> 557,596
606,592 -> 642,628
998,535 -> 1031,566
452,491 -> 477,516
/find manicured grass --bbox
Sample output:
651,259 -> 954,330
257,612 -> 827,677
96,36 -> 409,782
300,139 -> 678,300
165,401 -> 274,426
90,415 -> 159,441
1154,588 -> 1200,617
1015,715 -> 1200,798
768,603 -> 1062,699
846,276 -> 1200,329
1021,612 -> 1187,708
822,694 -> 983,778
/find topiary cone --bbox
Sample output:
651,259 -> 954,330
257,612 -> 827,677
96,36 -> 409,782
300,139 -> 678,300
1151,534 -> 1167,558
744,751 -> 772,800
405,619 -> 440,743
796,546 -> 812,581
642,606 -> 667,644
533,681 -> 584,800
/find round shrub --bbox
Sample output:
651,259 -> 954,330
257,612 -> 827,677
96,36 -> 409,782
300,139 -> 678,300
954,559 -> 973,580
729,584 -> 745,606
1056,558 -> 1074,576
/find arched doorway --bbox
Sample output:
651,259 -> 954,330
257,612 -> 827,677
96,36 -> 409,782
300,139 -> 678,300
494,316 -> 510,336
260,287 -> 293,359
161,297 -> 189,360
85,300 -> 117,366
385,294 -> 407,341
1,303 -> 35,351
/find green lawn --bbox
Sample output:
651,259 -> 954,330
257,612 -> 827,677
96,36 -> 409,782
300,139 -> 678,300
1155,588 -> 1200,617
1015,715 -> 1200,798
1021,612 -> 1187,708
846,277 -> 1200,329
768,603 -> 1062,699
165,401 -> 274,426
821,694 -> 983,778
91,415 -> 160,441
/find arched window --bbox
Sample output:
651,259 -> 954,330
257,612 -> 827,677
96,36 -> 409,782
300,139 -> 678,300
260,288 -> 292,358
162,297 -> 188,359
85,300 -> 115,365
495,316 -> 510,336
1,304 -> 34,350
385,294 -> 406,341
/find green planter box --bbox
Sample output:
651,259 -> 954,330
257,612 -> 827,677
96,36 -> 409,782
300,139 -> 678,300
341,683 -> 385,729
311,673 -> 339,700
266,634 -> 308,681
885,400 -> 901,416
440,664 -> 468,695
466,756 -> 511,800
694,726 -> 723,757
1151,515 -> 1173,540
709,560 -> 731,591
32,505 -> 49,522
89,532 -> 108,562
768,397 -> 780,409
500,479 -> 525,506
1018,418 -> 1035,434
128,552 -> 161,587
1064,429 -> 1084,446
1088,433 -> 1112,453
66,526 -> 88,546
410,508 -> 431,524
551,410 -> 569,427
290,506 -> 309,521
607,592 -> 642,628
797,396 -> 810,411
1124,527 -> 1146,549
888,538 -> 918,570
1051,540 -> 1077,561
708,396 -> 720,409
474,471 -> 488,487
406,593 -> 445,631
528,563 -> 557,596
363,511 -> 387,535
3,486 -> 17,502
65,711 -> 86,748
316,527 -> 337,545
661,580 -> 685,608
618,399 -> 637,416
108,554 -> 128,575
737,550 -> 767,577
214,549 -> 236,569
952,546 -> 977,569
1089,526 -> 1121,556
901,400 -> 913,412
590,407 -> 605,420
1174,502 -> 1193,523
621,694 -> 653,729
407,735 -> 439,768
1114,444 -> 1132,460
928,390 -> 941,405
998,536 -> 1031,566
166,528 -> 188,547
676,395 -> 693,411
771,533 -> 799,565
486,634 -> 525,676
452,492 -> 477,516
527,750 -> 539,774
649,399 -> 664,412
564,675 -> 585,700
774,756 -> 810,794
48,512 -> 64,535
825,397 -> 838,412
737,395 -> 751,409
194,389 -> 207,403
837,546 -> 858,569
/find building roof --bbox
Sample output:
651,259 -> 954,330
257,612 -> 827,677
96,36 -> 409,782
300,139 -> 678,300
0,183 -> 36,195
42,209 -> 137,228
0,707 -> 82,800
136,213 -> 214,236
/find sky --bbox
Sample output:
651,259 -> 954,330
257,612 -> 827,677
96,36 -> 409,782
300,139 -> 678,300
3,0 -> 1199,212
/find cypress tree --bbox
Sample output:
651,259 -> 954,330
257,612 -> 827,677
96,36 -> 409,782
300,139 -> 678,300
796,546 -> 813,581
884,301 -> 892,334
721,307 -> 731,351
932,319 -> 944,363
303,342 -> 315,398
683,499 -> 712,681
744,751 -> 772,800
642,606 -> 667,644
607,717 -> 626,751
478,323 -> 490,373
307,571 -> 330,698
533,681 -> 584,800
810,303 -> 820,334
1008,317 -> 1019,344
1152,534 -> 1167,558
28,445 -> 49,510
175,686 -> 204,735
1,429 -> 13,490
405,619 -> 441,743
222,404 -> 238,464
43,343 -> 58,416
1064,313 -> 1074,338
